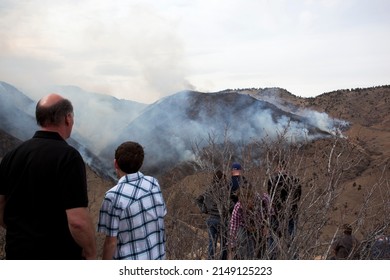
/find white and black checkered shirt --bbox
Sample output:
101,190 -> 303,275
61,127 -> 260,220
98,172 -> 167,260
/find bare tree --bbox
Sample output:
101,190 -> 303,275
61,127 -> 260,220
164,125 -> 389,260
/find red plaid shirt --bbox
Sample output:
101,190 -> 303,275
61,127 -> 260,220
229,193 -> 274,247
229,202 -> 244,247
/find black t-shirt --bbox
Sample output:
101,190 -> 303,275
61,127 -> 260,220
0,131 -> 88,259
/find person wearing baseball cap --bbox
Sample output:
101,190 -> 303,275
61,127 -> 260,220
230,162 -> 246,205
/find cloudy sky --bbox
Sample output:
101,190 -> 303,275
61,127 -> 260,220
0,0 -> 389,103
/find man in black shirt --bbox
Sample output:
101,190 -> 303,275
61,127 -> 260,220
0,93 -> 96,259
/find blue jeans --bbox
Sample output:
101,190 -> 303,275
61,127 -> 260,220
206,216 -> 221,259
268,216 -> 298,259
288,219 -> 297,237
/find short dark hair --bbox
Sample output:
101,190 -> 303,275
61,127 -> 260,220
343,224 -> 353,234
115,141 -> 144,174
36,98 -> 73,127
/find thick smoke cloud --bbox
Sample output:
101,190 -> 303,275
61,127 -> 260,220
0,82 -> 347,179
46,86 -> 148,152
0,1 -> 193,104
97,89 -> 347,178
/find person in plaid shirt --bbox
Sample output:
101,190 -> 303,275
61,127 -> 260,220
97,141 -> 167,260
228,186 -> 273,259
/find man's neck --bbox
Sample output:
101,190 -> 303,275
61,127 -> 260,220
40,127 -> 67,140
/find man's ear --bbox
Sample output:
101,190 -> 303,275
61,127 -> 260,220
65,113 -> 72,126
114,159 -> 119,170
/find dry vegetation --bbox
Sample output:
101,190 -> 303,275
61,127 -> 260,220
1,86 -> 389,260
162,129 -> 389,259
160,86 -> 390,259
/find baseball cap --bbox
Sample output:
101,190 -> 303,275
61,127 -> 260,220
232,162 -> 242,170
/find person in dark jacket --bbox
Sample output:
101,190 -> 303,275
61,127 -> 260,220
267,159 -> 302,259
196,170 -> 229,259
268,160 -> 302,240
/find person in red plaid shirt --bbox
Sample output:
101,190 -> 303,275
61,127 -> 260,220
228,186 -> 273,259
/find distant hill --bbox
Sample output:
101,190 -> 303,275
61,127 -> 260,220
1,82 -> 389,259
0,128 -> 22,158
0,81 -> 350,178
304,86 -> 390,165
0,82 -> 37,141
100,89 -> 345,177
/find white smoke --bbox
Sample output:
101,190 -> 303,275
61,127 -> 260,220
250,88 -> 350,137
300,110 -> 349,137
46,85 -> 147,152
1,83 -> 349,178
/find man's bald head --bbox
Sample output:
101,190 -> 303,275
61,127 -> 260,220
36,93 -> 73,128
38,93 -> 64,108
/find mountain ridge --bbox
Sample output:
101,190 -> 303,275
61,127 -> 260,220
0,81 -> 389,259
1,81 -> 386,179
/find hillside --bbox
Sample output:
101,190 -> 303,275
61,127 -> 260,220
100,89 -> 339,177
160,86 -> 390,259
305,87 -> 390,164
0,85 -> 389,259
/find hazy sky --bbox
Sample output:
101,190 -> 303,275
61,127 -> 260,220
1,0 -> 389,103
